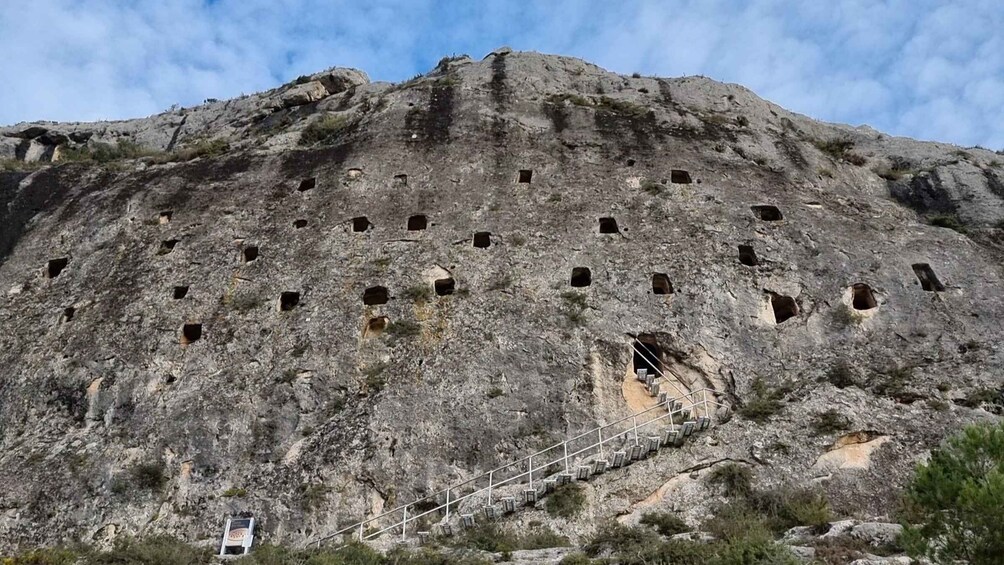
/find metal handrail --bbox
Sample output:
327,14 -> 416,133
310,387 -> 725,547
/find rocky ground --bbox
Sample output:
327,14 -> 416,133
1,48 -> 1002,556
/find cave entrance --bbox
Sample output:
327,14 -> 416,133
851,283 -> 877,310
671,170 -> 692,184
652,273 -> 674,295
363,286 -> 389,305
632,336 -> 662,377
570,267 -> 591,287
298,178 -> 316,192
159,211 -> 173,224
279,291 -> 300,311
751,205 -> 783,221
599,217 -> 620,234
242,246 -> 259,263
434,278 -> 456,296
738,245 -> 758,266
771,294 -> 799,324
912,263 -> 945,292
517,169 -> 533,183
173,286 -> 189,299
352,217 -> 372,232
181,323 -> 202,345
473,232 -> 491,248
408,215 -> 428,231
46,258 -> 69,278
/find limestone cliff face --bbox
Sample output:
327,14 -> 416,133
1,49 -> 1002,550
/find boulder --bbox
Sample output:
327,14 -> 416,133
315,68 -> 368,95
786,545 -> 816,561
849,522 -> 903,547
280,80 -> 329,108
848,557 -> 913,565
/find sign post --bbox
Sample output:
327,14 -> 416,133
219,517 -> 255,556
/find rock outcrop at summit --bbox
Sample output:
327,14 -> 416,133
1,49 -> 1002,551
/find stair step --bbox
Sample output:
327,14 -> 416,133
636,368 -> 648,381
501,497 -> 516,513
593,459 -> 608,474
649,382 -> 660,397
460,514 -> 475,528
417,531 -> 431,544
483,505 -> 497,519
557,473 -> 573,486
647,436 -> 661,452
543,478 -> 557,492
698,416 -> 710,430
437,523 -> 453,536
524,489 -> 537,504
682,421 -> 696,437
577,466 -> 591,480
612,451 -> 626,468
629,444 -> 644,460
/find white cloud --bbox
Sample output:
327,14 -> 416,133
0,0 -> 1000,148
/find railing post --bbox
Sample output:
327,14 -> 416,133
528,456 -> 534,490
563,442 -> 569,472
488,471 -> 494,506
445,488 -> 451,521
402,505 -> 409,540
632,415 -> 639,445
702,389 -> 709,418
358,522 -> 364,542
598,427 -> 604,459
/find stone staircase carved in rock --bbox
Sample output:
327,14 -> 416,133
309,345 -> 728,549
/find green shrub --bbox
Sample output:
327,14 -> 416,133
450,522 -> 568,553
401,285 -> 433,303
559,292 -> 589,327
640,179 -> 665,196
825,360 -> 856,388
595,96 -> 649,118
222,487 -> 247,498
900,421 -> 1004,564
811,409 -> 851,436
708,528 -> 801,565
813,138 -> 866,166
706,463 -> 753,498
638,511 -> 690,536
584,522 -> 709,565
927,214 -> 968,234
546,483 -> 586,518
299,483 -> 330,511
738,378 -> 786,422
558,554 -> 593,565
129,462 -> 167,491
830,304 -> 863,327
151,138 -> 230,163
385,320 -> 421,341
584,522 -> 656,557
85,536 -> 212,565
299,114 -> 353,146
2,547 -> 81,565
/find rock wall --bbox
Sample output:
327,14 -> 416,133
1,49 -> 1002,550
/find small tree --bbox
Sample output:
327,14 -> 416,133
900,421 -> 1004,564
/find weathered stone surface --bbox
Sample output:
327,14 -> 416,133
314,68 -> 369,95
281,80 -> 330,107
0,50 -> 1002,553
848,522 -> 904,547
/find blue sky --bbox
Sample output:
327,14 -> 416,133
1,0 -> 1001,148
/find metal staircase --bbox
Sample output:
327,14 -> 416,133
309,345 -> 728,549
